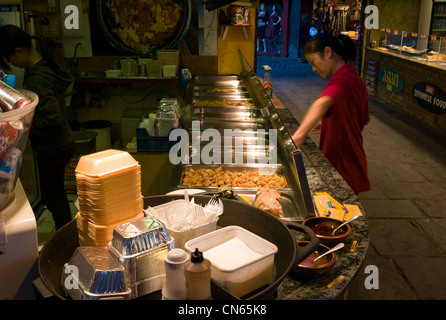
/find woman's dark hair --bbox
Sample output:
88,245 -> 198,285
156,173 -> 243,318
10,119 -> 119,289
303,33 -> 357,63
0,24 -> 62,73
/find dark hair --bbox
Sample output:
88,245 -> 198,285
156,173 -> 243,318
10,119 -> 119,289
0,24 -> 62,73
303,33 -> 356,63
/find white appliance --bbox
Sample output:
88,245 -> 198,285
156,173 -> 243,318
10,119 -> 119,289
0,5 -> 40,298
0,178 -> 38,300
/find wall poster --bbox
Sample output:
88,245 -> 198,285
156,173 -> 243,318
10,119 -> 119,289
378,68 -> 405,94
413,82 -> 446,114
256,0 -> 289,57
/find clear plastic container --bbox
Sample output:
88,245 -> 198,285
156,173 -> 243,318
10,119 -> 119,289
185,226 -> 278,297
0,90 -> 38,210
146,200 -> 219,250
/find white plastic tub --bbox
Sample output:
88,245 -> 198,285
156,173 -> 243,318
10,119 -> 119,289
185,226 -> 278,297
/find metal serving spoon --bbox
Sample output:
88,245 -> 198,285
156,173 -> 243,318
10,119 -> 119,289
313,242 -> 345,264
331,214 -> 360,236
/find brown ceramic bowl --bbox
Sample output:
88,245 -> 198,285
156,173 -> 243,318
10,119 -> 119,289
293,241 -> 336,276
302,217 -> 351,246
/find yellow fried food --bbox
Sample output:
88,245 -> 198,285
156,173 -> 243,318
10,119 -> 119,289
205,88 -> 236,92
181,167 -> 287,188
192,100 -> 254,107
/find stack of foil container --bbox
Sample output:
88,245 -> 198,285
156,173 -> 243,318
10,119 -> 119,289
62,246 -> 131,300
108,216 -> 174,299
63,216 -> 174,300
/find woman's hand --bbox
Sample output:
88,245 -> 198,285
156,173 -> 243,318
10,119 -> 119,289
291,131 -> 305,148
290,96 -> 333,148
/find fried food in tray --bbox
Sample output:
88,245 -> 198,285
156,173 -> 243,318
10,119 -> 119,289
192,99 -> 254,107
180,166 -> 288,188
254,188 -> 284,218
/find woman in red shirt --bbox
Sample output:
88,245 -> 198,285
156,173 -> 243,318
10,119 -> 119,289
291,34 -> 371,193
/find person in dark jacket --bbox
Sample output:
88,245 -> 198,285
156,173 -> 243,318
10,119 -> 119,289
0,24 -> 74,230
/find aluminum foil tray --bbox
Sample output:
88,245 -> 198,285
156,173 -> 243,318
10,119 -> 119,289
62,246 -> 131,300
108,216 -> 174,299
109,216 -> 172,256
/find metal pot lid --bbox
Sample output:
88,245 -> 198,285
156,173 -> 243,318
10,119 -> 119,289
96,0 -> 191,55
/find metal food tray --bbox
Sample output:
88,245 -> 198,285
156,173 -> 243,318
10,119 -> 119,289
193,91 -> 251,99
176,163 -> 298,218
192,107 -> 262,120
192,97 -> 254,107
178,164 -> 288,189
189,132 -> 270,145
194,75 -> 240,86
169,187 -> 303,222
188,118 -> 267,131
231,188 -> 304,221
186,145 -> 277,165
194,85 -> 247,91
186,133 -> 270,150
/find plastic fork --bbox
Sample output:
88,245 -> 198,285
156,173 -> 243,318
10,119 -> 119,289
204,197 -> 224,216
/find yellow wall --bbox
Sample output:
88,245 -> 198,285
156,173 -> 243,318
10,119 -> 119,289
217,8 -> 256,75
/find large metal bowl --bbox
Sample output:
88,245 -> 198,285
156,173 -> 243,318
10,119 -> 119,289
35,195 -> 318,300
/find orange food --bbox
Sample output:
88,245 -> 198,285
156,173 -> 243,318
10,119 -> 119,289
181,167 -> 287,188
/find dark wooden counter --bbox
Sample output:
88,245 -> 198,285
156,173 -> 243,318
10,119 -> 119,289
364,47 -> 446,139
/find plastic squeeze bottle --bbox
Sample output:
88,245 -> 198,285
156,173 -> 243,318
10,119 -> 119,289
162,248 -> 189,300
184,248 -> 212,300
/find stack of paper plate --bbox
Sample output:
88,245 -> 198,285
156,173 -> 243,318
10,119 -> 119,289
75,149 -> 144,247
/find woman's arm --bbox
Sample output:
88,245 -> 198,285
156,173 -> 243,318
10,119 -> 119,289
291,95 -> 333,147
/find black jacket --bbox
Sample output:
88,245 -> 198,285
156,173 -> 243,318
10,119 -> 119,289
23,60 -> 73,152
